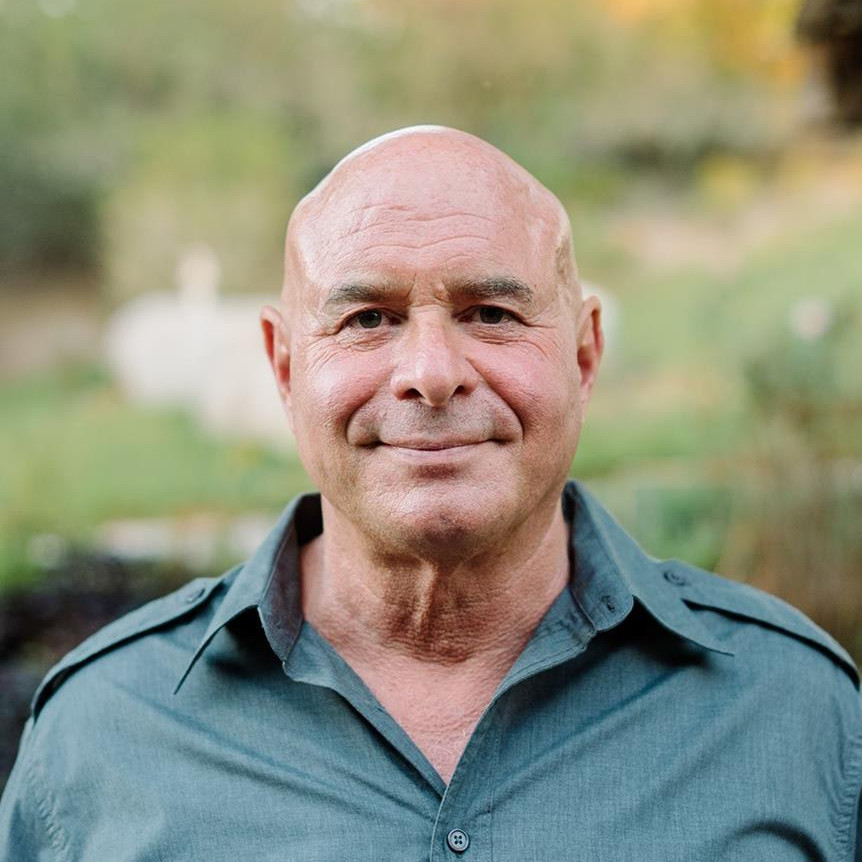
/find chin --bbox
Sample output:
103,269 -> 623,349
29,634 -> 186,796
364,483 -> 516,558
387,515 -> 493,561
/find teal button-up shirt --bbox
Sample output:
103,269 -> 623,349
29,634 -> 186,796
2,481 -> 861,861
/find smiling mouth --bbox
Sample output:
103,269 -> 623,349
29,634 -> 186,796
373,440 -> 493,461
379,440 -> 488,450
366,439 -> 501,469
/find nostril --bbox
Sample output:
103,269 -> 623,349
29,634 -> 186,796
390,330 -> 479,405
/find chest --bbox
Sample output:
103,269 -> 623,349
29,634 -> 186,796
353,662 -> 504,784
53,655 -> 842,862
382,701 -> 484,785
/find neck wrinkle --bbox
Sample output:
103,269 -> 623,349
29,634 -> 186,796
301,499 -> 570,666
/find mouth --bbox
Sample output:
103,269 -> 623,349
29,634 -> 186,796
380,440 -> 487,451
372,439 -> 494,466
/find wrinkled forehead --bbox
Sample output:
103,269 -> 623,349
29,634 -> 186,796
286,140 -> 568,294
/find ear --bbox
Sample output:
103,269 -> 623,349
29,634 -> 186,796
576,293 -> 603,407
260,304 -> 293,424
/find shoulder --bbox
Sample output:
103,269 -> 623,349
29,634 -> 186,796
2,570 -> 236,857
659,560 -> 862,857
29,569 -> 235,721
570,478 -> 859,693
662,557 -> 860,693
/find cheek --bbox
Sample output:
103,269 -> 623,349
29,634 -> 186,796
291,347 -> 385,439
480,342 -> 581,435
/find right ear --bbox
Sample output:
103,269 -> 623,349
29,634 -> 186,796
260,304 -> 292,420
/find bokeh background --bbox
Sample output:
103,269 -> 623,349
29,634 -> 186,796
2,0 -> 861,787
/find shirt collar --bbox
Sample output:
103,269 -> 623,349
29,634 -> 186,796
174,493 -> 319,693
175,480 -> 731,693
565,482 -> 732,656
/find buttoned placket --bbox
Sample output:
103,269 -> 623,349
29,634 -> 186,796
280,583 -> 608,861
169,481 -> 736,861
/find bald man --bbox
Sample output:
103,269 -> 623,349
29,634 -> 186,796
2,127 -> 860,862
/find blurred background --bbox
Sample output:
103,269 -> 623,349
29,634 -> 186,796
1,0 -> 861,787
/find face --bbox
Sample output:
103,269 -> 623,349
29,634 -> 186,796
263,137 -> 602,557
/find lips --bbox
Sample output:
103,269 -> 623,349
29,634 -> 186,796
374,440 -> 492,467
379,439 -> 486,450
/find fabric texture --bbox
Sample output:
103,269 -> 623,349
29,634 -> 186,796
1,480 -> 861,861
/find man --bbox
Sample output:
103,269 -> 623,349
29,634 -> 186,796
1,126 -> 860,861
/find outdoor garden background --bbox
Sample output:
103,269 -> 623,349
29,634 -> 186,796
1,0 -> 861,789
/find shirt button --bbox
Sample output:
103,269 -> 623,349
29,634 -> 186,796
446,829 -> 470,853
663,570 -> 689,587
185,586 -> 206,603
601,594 -> 617,612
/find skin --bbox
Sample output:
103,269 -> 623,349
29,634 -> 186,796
261,126 -> 603,782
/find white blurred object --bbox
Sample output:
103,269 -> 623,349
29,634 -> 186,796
104,243 -> 291,447
95,513 -> 275,570
788,296 -> 834,342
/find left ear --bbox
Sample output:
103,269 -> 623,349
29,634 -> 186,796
576,293 -> 603,407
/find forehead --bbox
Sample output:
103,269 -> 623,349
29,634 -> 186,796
290,147 -> 563,296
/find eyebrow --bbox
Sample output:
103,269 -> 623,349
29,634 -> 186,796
323,276 -> 534,312
323,282 -> 398,312
449,277 -> 534,304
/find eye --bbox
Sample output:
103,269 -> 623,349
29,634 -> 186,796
476,306 -> 509,324
352,309 -> 384,329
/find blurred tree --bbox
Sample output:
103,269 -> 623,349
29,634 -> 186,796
798,0 -> 862,126
0,0 -> 811,293
0,137 -> 99,277
725,299 -> 862,656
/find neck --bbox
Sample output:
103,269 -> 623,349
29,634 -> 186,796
301,499 -> 570,666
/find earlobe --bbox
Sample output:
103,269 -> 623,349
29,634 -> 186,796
260,304 -> 292,412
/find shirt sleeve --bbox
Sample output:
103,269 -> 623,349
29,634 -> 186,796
0,718 -> 58,862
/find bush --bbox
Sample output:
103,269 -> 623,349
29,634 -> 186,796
0,137 -> 100,277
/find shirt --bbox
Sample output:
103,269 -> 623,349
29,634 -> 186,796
1,480 -> 861,861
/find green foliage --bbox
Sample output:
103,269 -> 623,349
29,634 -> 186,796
0,137 -> 101,277
614,207 -> 862,376
575,198 -> 862,656
725,295 -> 862,649
0,0 -> 808,287
633,485 -> 732,571
574,408 -> 744,479
103,115 -> 301,301
0,366 -> 313,590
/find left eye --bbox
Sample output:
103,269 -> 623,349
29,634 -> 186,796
353,310 -> 384,329
476,306 -> 508,324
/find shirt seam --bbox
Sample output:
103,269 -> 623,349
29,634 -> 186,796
512,615 -> 583,668
534,614 -> 583,643
505,636 -> 590,685
496,612 -> 588,689
24,737 -> 68,862
484,698 -> 502,862
837,721 -> 862,861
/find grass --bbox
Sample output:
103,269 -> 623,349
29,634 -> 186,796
0,366 -> 314,589
615,205 -> 862,374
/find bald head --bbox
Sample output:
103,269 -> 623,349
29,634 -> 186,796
260,125 -> 604,554
281,126 -> 579,309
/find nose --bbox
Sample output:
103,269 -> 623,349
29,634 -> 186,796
390,313 -> 479,407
